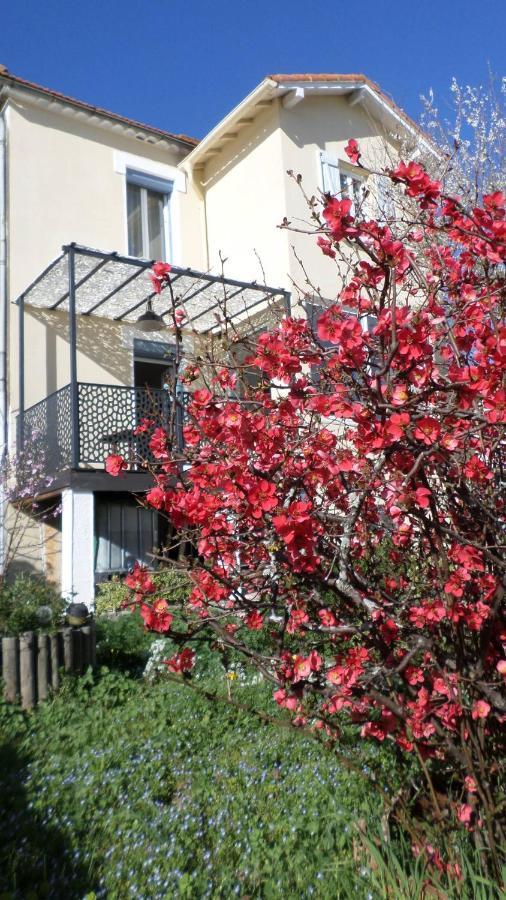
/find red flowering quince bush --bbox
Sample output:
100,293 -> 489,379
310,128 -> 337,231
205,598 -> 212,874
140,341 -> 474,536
114,149 -> 506,872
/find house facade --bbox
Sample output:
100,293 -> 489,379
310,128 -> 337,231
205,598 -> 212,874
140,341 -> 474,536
0,66 -> 433,604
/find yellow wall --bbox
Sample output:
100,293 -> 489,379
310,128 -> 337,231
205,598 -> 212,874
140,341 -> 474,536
199,101 -> 290,287
279,94 -> 400,304
6,88 -> 403,415
195,94 -> 401,311
5,99 -> 205,414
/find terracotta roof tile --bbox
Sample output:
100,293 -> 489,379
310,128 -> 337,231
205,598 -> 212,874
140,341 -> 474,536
268,73 -> 434,150
0,68 -> 198,147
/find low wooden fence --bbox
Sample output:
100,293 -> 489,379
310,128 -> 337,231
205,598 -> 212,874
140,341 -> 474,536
1,622 -> 96,709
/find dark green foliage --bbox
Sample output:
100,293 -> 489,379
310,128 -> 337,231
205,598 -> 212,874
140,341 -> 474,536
95,611 -> 156,672
0,664 -> 496,899
0,668 -> 385,899
0,574 -> 66,636
95,567 -> 191,616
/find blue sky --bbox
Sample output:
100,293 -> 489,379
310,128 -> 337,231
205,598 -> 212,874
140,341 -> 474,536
1,0 -> 503,140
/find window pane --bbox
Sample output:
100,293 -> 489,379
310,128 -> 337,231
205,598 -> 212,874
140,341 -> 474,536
139,508 -> 157,564
109,504 -> 123,571
123,505 -> 140,570
95,503 -> 110,572
147,190 -> 166,259
127,183 -> 143,257
352,177 -> 364,209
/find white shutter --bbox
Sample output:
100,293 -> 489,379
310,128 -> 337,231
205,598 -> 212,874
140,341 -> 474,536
320,151 -> 340,195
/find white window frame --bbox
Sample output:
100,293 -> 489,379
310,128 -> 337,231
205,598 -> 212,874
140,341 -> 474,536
126,169 -> 173,261
376,174 -> 396,226
338,169 -> 367,216
319,150 -> 367,215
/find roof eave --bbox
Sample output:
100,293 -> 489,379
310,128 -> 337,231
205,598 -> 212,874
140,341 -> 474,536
0,74 -> 198,152
182,75 -> 441,170
181,77 -> 280,169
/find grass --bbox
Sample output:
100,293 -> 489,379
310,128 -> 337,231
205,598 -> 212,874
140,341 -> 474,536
0,663 -> 386,898
0,615 -> 501,899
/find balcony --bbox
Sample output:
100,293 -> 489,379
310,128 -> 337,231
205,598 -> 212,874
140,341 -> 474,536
14,244 -> 290,491
20,382 -> 187,478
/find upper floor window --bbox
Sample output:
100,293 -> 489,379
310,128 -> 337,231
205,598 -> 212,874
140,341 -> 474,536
339,171 -> 366,215
320,151 -> 366,215
126,170 -> 172,260
376,174 -> 396,225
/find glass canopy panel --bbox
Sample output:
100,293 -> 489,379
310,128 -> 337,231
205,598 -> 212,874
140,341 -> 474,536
15,245 -> 288,334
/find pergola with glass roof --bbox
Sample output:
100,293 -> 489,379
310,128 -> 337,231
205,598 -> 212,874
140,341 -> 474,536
14,244 -> 291,474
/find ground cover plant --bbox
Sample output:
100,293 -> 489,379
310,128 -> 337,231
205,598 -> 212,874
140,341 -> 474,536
108,148 -> 506,881
0,652 -> 392,899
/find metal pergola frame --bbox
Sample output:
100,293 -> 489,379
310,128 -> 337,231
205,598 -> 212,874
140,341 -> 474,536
14,244 -> 291,467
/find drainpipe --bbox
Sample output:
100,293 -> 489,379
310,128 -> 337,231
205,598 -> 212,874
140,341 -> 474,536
0,106 -> 7,576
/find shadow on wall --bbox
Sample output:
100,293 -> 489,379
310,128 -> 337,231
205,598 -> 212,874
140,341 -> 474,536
28,307 -> 132,397
3,500 -> 62,586
0,739 -> 96,897
280,94 -> 396,154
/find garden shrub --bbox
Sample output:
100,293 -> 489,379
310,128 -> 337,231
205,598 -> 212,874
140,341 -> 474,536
95,567 -> 191,616
95,611 -> 155,672
0,574 -> 65,636
112,155 -> 506,880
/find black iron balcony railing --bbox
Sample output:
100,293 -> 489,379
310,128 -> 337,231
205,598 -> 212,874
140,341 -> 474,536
19,382 -> 188,476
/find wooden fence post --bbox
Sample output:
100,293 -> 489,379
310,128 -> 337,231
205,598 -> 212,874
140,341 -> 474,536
2,636 -> 20,703
62,627 -> 74,673
90,619 -> 97,669
72,627 -> 83,674
50,632 -> 62,691
81,624 -> 91,671
37,633 -> 50,703
2,623 -> 96,706
19,631 -> 36,710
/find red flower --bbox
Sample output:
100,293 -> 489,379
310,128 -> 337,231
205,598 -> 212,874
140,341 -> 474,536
247,479 -> 278,518
318,609 -> 337,628
463,455 -> 493,482
146,485 -> 166,510
322,197 -> 356,241
150,261 -> 172,294
134,417 -> 154,436
471,699 -> 490,720
391,161 -> 441,208
413,416 -> 441,445
153,261 -> 172,278
245,609 -> 263,630
317,236 -> 336,258
273,688 -> 298,710
105,454 -> 127,476
164,647 -> 195,673
141,598 -> 173,633
344,138 -> 361,165
149,427 -> 169,460
457,803 -> 473,825
191,388 -> 214,407
124,562 -> 155,595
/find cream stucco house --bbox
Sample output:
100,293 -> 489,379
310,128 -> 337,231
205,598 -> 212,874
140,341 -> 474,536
0,66 -> 434,604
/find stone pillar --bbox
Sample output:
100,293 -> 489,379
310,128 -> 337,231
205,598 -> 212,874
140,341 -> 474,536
61,488 -> 95,608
